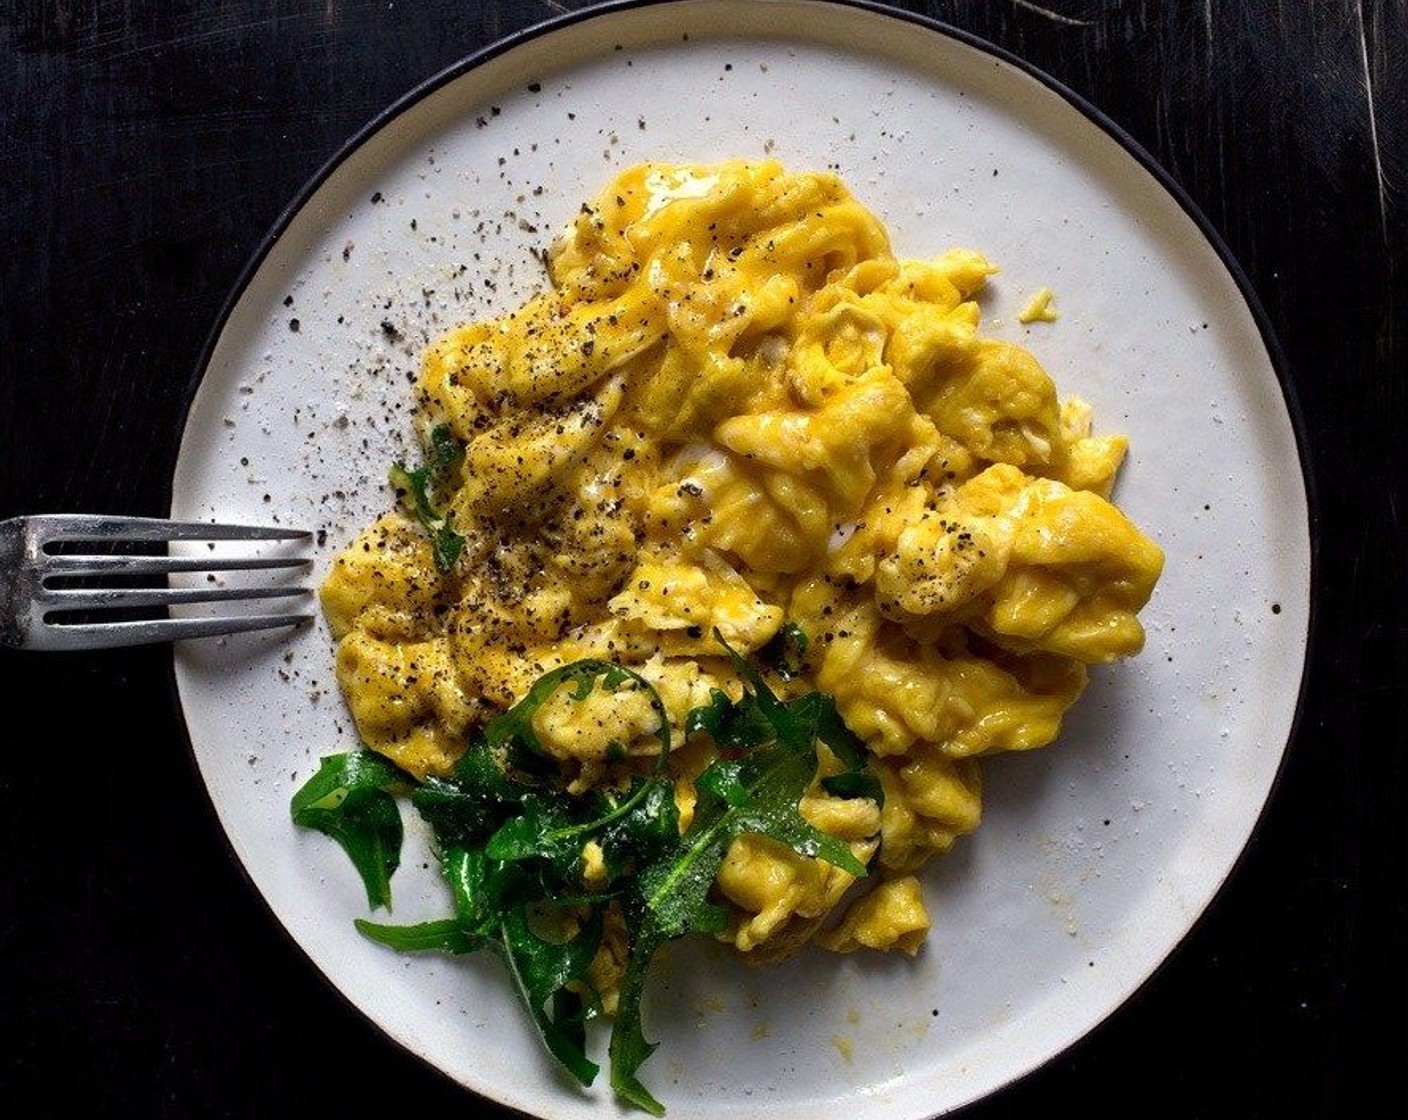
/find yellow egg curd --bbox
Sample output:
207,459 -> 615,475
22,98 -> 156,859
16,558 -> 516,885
320,158 -> 1163,975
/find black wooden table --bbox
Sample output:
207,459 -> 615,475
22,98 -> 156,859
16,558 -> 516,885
2,2 -> 1403,1116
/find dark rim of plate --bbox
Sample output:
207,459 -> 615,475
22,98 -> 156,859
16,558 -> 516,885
163,2 -> 1320,1117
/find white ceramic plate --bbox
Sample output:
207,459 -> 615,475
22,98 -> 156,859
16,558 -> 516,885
170,2 -> 1311,1117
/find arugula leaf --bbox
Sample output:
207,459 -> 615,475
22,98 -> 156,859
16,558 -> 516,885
818,769 -> 883,802
308,639 -> 877,1115
759,619 -> 810,680
410,770 -> 513,851
359,845 -> 603,1087
426,422 -> 465,473
412,657 -> 669,854
359,661 -> 677,1100
593,778 -> 681,884
682,687 -> 773,755
607,922 -> 669,1115
290,751 -> 408,910
485,793 -> 584,878
389,425 -> 466,573
389,460 -> 464,573
441,844 -> 606,1085
705,630 -> 882,805
791,690 -> 884,805
354,917 -> 480,954
478,662 -> 674,861
483,660 -> 669,768
443,844 -> 502,937
607,631 -> 871,1110
499,905 -> 604,1086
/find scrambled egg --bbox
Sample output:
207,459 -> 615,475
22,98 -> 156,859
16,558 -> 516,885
322,159 -> 1162,973
1018,286 -> 1059,323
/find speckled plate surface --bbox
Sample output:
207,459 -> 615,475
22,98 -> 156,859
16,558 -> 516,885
169,2 -> 1310,1117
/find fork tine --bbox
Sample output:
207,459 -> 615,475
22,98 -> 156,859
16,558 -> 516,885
44,554 -> 312,577
40,612 -> 313,650
41,585 -> 310,612
2,514 -> 317,651
30,514 -> 311,544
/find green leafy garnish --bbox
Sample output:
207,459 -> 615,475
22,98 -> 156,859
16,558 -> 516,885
607,631 -> 869,1113
482,659 -> 670,772
290,751 -> 409,910
682,686 -> 773,755
390,422 -> 466,572
359,845 -> 606,1086
293,630 -> 882,1114
426,421 -> 466,473
354,916 -> 477,954
758,619 -> 810,681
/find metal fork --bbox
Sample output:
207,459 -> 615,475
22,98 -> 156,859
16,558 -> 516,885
1,514 -> 314,651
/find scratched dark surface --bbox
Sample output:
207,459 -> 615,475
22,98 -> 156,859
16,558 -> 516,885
1,1 -> 1403,1116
